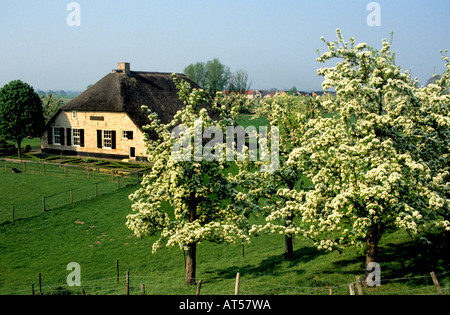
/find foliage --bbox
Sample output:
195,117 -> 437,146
287,86 -> 298,96
184,58 -> 231,92
228,69 -> 252,95
216,92 -> 254,115
126,76 -> 258,284
183,62 -> 207,88
184,59 -> 252,94
0,137 -> 16,156
248,93 -> 327,256
41,94 -> 64,124
0,80 -> 45,157
284,30 -> 449,264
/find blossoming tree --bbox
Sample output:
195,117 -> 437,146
126,76 -> 256,285
248,93 -> 325,258
287,30 -> 449,268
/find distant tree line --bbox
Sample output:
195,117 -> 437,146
35,89 -> 81,99
184,58 -> 251,94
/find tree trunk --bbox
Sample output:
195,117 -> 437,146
365,224 -> 381,281
365,224 -> 380,265
285,234 -> 294,258
184,243 -> 197,285
184,191 -> 198,285
284,214 -> 294,258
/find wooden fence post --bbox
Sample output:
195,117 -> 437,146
141,284 -> 146,295
12,205 -> 15,222
116,260 -> 120,284
356,276 -> 364,295
430,272 -> 443,295
42,197 -> 46,212
349,282 -> 355,295
126,271 -> 130,295
31,284 -> 35,295
196,280 -> 202,295
43,163 -> 46,174
235,272 -> 240,295
39,273 -> 42,295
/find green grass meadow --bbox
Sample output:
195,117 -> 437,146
0,163 -> 138,224
1,168 -> 449,295
0,118 -> 448,295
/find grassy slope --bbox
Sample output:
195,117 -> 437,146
0,168 -> 132,223
0,176 -> 448,295
0,116 -> 448,295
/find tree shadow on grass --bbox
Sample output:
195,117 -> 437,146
210,246 -> 327,280
327,232 -> 450,285
376,233 -> 449,284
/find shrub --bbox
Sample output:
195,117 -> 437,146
0,138 -> 15,156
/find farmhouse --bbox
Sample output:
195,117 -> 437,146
41,63 -> 198,161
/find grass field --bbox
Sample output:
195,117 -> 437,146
0,164 -> 138,224
0,119 -> 448,295
0,170 -> 449,295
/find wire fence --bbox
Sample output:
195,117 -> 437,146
0,158 -> 143,224
0,268 -> 448,296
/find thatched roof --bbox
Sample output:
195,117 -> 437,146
62,68 -> 200,128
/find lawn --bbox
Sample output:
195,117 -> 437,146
0,122 -> 448,295
0,172 -> 448,295
0,165 -> 139,224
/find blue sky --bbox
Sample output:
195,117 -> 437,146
1,0 -> 449,91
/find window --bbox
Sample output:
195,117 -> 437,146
97,130 -> 116,149
72,111 -> 77,120
72,129 -> 81,146
122,131 -> 133,140
53,128 -> 61,145
103,130 -> 112,149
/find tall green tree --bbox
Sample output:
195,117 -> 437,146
41,94 -> 64,124
184,58 -> 231,92
184,62 -> 206,88
0,80 -> 45,157
228,69 -> 251,94
205,58 -> 231,92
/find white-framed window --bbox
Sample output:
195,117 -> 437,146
72,129 -> 81,146
103,130 -> 112,149
53,128 -> 61,145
